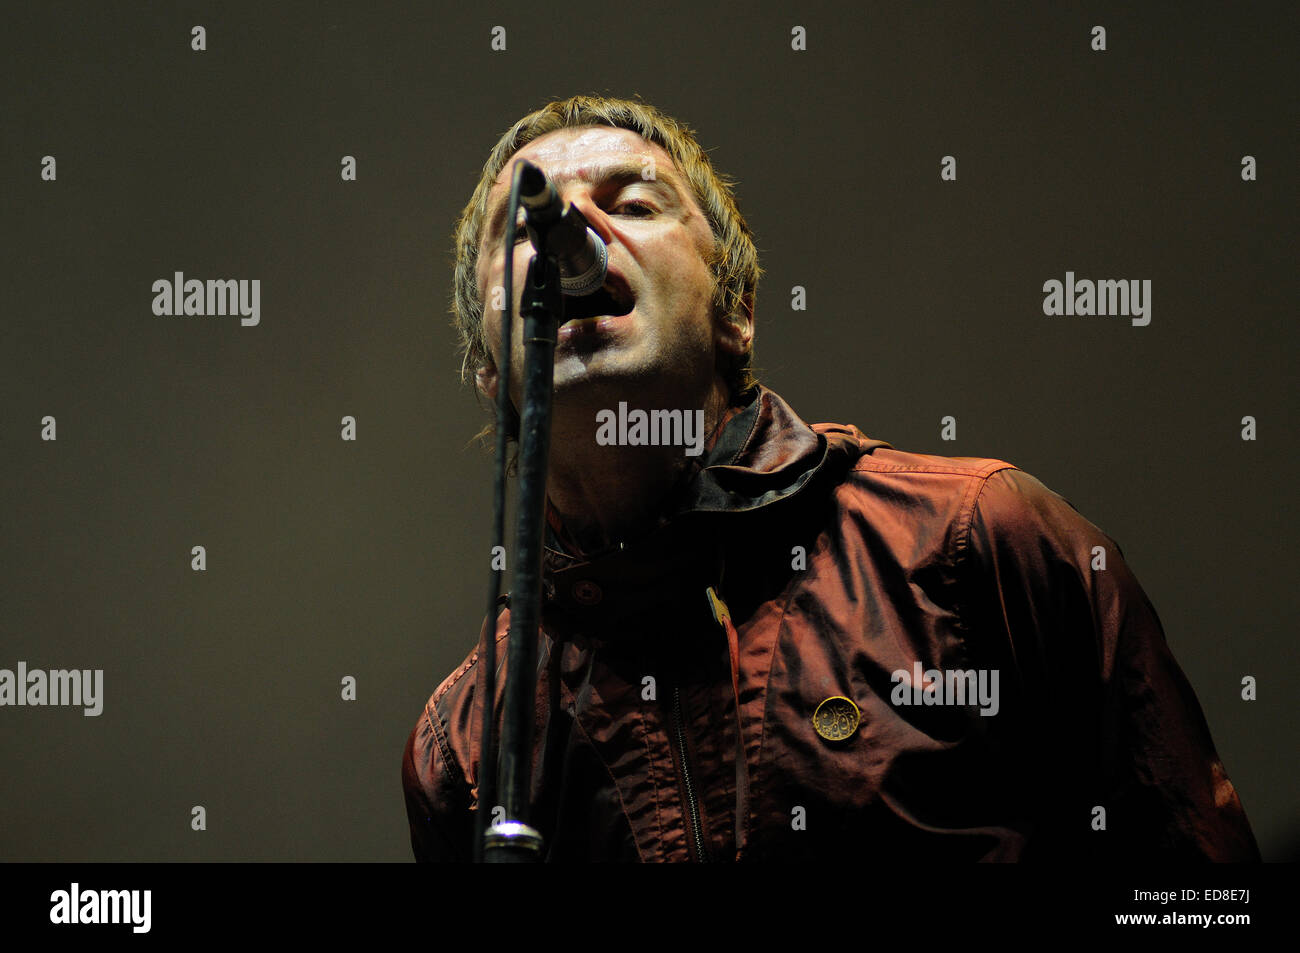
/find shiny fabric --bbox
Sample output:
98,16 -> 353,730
403,386 -> 1259,861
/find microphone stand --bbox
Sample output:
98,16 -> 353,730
482,238 -> 564,863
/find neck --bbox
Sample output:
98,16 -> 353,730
543,383 -> 732,552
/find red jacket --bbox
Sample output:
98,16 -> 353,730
403,387 -> 1259,861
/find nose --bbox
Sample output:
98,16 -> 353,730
562,187 -> 616,247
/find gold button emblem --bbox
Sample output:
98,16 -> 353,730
813,696 -> 861,742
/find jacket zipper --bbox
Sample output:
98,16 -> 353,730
671,685 -> 708,861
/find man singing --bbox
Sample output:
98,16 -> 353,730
402,95 -> 1259,862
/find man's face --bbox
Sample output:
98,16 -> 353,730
475,126 -> 739,414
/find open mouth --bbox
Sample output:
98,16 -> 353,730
561,278 -> 634,322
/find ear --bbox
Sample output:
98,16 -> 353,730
475,360 -> 499,401
715,291 -> 755,358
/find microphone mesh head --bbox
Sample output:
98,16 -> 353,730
559,231 -> 608,297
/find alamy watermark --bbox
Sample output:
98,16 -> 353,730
50,883 -> 150,933
595,403 -> 706,457
152,272 -> 260,326
1042,272 -> 1151,326
890,662 -> 999,717
0,662 -> 103,716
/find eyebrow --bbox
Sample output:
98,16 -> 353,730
483,159 -> 685,243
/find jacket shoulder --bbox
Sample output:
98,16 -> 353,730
809,428 -> 1118,619
406,620 -> 510,792
813,421 -> 1018,485
401,618 -> 510,862
812,422 -> 1025,552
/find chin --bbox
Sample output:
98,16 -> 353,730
551,356 -> 638,396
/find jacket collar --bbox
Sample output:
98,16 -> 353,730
544,386 -> 833,560
536,386 -> 877,635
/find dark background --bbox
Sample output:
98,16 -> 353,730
2,0 -> 1295,861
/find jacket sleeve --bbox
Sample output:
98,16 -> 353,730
402,699 -> 476,862
965,466 -> 1259,861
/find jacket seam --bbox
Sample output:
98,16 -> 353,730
433,655 -> 476,708
726,401 -> 764,467
425,701 -> 464,790
950,466 -> 1019,672
747,583 -> 801,857
953,465 -> 1018,580
434,624 -> 510,707
639,700 -> 667,862
851,458 -> 1013,477
567,692 -> 649,862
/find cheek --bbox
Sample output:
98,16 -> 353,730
481,254 -> 531,320
645,233 -> 713,295
478,261 -> 506,340
670,251 -> 718,328
478,257 -> 533,360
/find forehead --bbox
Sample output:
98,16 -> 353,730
489,125 -> 680,194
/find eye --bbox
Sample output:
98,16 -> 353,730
613,200 -> 656,216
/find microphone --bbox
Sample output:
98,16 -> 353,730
515,159 -> 609,297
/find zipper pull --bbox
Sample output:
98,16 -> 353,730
706,585 -> 730,628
